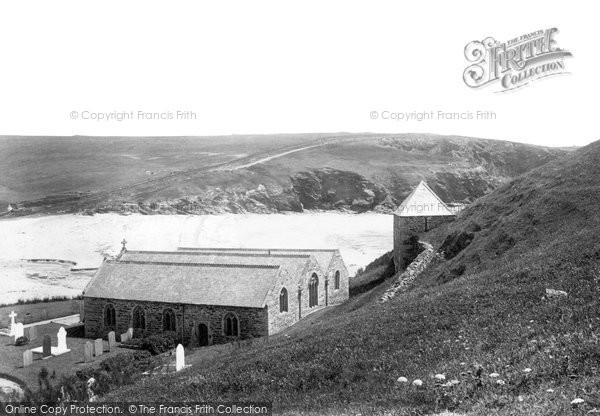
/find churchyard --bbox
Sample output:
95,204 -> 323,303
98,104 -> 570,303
0,320 -> 125,389
0,306 -> 212,400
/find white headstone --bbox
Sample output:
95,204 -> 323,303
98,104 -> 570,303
8,311 -> 17,335
175,344 -> 185,371
13,322 -> 24,341
107,331 -> 116,351
94,338 -> 103,356
57,327 -> 68,352
23,349 -> 33,367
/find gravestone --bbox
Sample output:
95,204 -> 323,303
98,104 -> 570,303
175,344 -> 185,371
84,342 -> 93,362
120,331 -> 129,343
8,311 -> 17,335
27,326 -> 37,341
56,327 -> 68,353
127,328 -> 133,339
23,349 -> 33,367
94,338 -> 103,357
42,335 -> 52,358
107,331 -> 116,351
13,322 -> 24,343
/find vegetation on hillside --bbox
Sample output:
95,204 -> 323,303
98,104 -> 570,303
99,139 -> 600,415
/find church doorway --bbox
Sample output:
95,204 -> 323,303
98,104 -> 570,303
198,323 -> 209,347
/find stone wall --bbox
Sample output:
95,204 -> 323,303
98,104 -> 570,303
324,252 -> 349,306
393,215 -> 454,272
265,259 -> 321,335
84,297 -> 268,345
380,241 -> 437,303
265,252 -> 350,335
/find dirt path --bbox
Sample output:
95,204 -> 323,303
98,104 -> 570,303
224,143 -> 326,170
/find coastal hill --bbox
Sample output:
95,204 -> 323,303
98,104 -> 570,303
0,134 -> 566,216
101,137 -> 600,415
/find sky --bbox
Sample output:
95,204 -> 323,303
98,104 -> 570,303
0,1 -> 596,147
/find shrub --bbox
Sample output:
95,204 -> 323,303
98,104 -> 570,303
24,351 -> 160,404
14,336 -> 29,346
140,331 -> 179,355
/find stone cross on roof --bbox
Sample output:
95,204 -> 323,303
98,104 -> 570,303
121,239 -> 127,252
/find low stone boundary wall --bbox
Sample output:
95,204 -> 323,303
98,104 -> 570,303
379,241 -> 437,303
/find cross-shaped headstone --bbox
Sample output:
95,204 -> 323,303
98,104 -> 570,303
121,238 -> 127,251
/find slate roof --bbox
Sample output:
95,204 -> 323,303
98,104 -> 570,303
119,250 -> 317,278
84,261 -> 280,308
394,181 -> 455,217
176,247 -> 338,273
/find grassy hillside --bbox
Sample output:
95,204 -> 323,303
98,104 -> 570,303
101,139 -> 600,414
0,134 -> 565,216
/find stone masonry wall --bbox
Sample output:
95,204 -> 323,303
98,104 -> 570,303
264,252 -> 351,335
84,297 -> 268,345
325,252 -> 349,306
394,215 -> 454,272
265,259 -> 322,335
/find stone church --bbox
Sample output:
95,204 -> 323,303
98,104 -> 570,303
83,247 -> 348,346
393,181 -> 455,271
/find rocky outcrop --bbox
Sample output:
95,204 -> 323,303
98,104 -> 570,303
91,168 -> 393,215
438,231 -> 476,260
291,168 -> 388,212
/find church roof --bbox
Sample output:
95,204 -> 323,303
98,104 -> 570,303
119,250 -> 318,278
84,261 -> 280,308
176,247 -> 338,273
394,181 -> 455,217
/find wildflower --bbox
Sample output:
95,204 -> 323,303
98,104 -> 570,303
450,379 -> 460,385
571,398 -> 584,405
412,379 -> 423,387
434,374 -> 446,381
547,389 -> 554,393
396,377 -> 408,383
489,372 -> 500,378
496,379 -> 506,385
523,368 -> 532,373
442,381 -> 454,388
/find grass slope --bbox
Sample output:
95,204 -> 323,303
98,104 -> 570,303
104,139 -> 600,414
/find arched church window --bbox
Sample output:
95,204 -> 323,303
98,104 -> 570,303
163,308 -> 176,332
104,303 -> 116,328
223,312 -> 239,336
280,288 -> 288,312
132,306 -> 146,330
309,273 -> 319,307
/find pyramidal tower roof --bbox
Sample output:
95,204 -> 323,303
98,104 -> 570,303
394,181 -> 454,217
